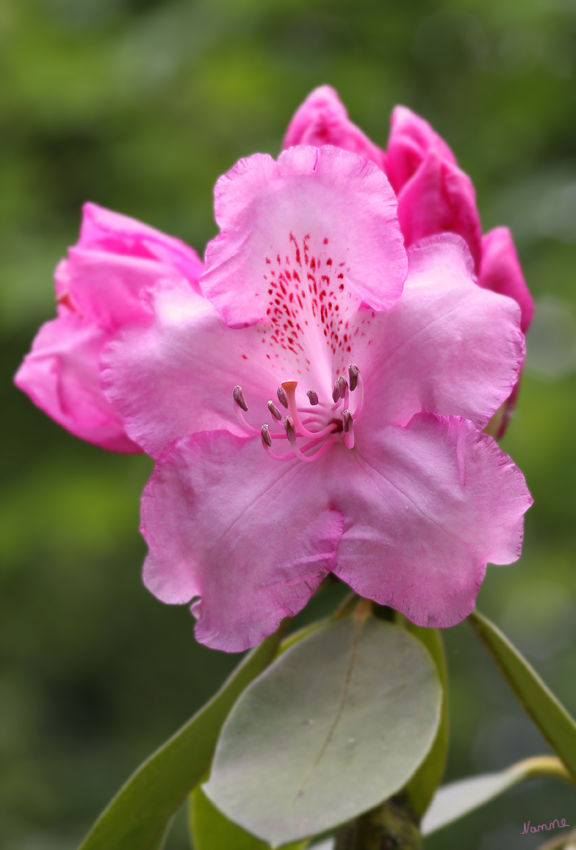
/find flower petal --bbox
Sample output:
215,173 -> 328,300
14,314 -> 140,452
282,86 -> 386,170
63,248 -> 172,332
201,146 -> 407,328
330,413 -> 532,628
141,431 -> 344,652
103,280 -> 284,458
397,151 -> 482,271
79,202 -> 204,289
479,227 -> 534,334
354,235 -> 525,431
386,105 -> 457,195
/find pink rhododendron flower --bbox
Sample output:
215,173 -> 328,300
284,92 -> 535,436
15,203 -> 203,452
385,105 -> 458,195
283,86 -> 386,171
104,145 -> 531,652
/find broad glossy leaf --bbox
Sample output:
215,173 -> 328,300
148,821 -> 172,850
469,610 -> 576,780
190,786 -> 308,850
404,625 -> 449,816
204,613 -> 442,846
77,627 -> 286,850
421,756 -> 572,835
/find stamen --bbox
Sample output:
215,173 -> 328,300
282,380 -> 337,439
233,385 -> 248,412
277,386 -> 289,409
348,364 -> 359,392
268,401 -> 282,421
234,405 -> 260,436
337,376 -> 348,398
284,415 -> 297,441
299,434 -> 341,462
284,417 -> 341,463
232,385 -> 263,435
350,368 -> 364,418
261,424 -> 272,447
342,410 -> 355,450
253,367 -> 363,463
262,441 -> 297,461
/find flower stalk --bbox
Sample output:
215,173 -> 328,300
334,792 -> 422,850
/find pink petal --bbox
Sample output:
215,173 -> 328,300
103,280 -> 282,459
397,151 -> 483,271
14,315 -> 140,453
386,105 -> 457,194
331,413 -> 532,627
479,228 -> 533,438
63,249 -> 175,332
201,146 -> 407,328
79,202 -> 204,289
282,86 -> 386,170
354,235 -> 525,432
479,227 -> 534,334
141,431 -> 344,652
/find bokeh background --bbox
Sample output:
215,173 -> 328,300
1,0 -> 576,848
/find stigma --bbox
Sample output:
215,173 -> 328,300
232,365 -> 363,463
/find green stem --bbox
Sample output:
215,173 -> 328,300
513,755 -> 573,783
333,793 -> 422,850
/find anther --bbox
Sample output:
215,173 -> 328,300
277,386 -> 289,408
284,416 -> 297,441
342,409 -> 353,433
343,413 -> 355,450
307,390 -> 319,406
348,364 -> 360,392
332,382 -> 341,403
261,424 -> 272,448
337,376 -> 348,397
268,401 -> 282,421
233,385 -> 248,412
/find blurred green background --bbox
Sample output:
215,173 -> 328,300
1,0 -> 576,848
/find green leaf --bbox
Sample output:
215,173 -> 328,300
469,609 -> 576,780
77,625 -> 287,850
204,608 -> 442,847
403,625 -> 449,817
421,755 -> 572,835
277,619 -> 330,657
189,786 -> 308,850
146,821 -> 172,850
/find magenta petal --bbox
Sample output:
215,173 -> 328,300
103,280 -> 281,458
14,315 -> 140,452
63,249 -> 175,332
201,145 -> 407,327
479,227 -> 534,334
331,414 -> 532,628
79,202 -> 204,289
282,86 -> 386,170
356,235 -> 525,431
397,151 -> 483,271
386,106 -> 457,195
141,431 -> 345,652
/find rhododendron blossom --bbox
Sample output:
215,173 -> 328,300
15,203 -> 203,452
284,88 -> 534,436
104,144 -> 532,652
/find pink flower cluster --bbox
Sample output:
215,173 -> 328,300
16,88 -> 533,651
